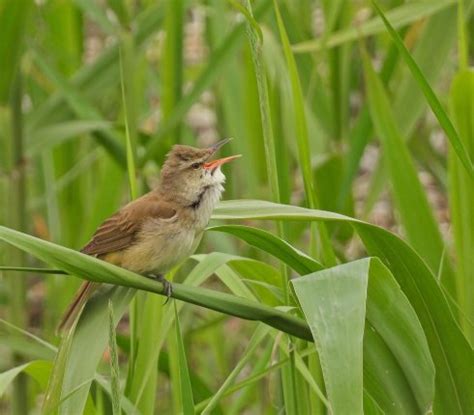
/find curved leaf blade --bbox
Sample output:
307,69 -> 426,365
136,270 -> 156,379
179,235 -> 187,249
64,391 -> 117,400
293,257 -> 435,414
1,199 -> 472,412
213,199 -> 473,413
207,225 -> 322,275
292,260 -> 368,415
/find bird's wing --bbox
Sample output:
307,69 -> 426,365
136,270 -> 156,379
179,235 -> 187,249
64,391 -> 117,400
81,195 -> 176,256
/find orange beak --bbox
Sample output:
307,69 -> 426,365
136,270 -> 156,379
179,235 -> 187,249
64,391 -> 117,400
203,154 -> 241,170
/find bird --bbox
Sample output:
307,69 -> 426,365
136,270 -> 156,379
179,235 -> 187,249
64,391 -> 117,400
58,138 -> 240,332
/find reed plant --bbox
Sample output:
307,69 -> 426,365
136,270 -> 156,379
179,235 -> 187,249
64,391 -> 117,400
0,0 -> 473,414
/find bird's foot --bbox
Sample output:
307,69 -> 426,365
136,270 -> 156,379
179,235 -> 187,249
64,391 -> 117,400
148,274 -> 173,304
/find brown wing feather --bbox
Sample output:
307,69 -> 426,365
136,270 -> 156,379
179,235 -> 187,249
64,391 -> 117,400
81,195 -> 176,256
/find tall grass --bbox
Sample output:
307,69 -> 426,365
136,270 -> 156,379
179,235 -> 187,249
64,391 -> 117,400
0,1 -> 473,414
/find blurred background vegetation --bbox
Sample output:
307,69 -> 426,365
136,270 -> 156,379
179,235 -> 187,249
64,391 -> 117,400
0,0 -> 473,414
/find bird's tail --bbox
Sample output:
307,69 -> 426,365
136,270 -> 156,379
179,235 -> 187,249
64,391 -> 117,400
57,281 -> 100,334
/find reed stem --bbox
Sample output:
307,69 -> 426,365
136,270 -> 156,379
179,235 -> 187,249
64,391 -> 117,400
7,73 -> 28,415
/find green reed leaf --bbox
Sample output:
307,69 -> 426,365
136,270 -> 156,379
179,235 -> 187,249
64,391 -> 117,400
371,0 -> 474,180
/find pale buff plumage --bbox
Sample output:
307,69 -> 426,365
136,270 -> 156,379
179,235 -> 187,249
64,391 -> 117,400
104,167 -> 225,274
58,141 -> 237,331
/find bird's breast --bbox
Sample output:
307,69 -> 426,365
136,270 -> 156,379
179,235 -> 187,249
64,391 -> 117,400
119,220 -> 201,275
116,185 -> 222,275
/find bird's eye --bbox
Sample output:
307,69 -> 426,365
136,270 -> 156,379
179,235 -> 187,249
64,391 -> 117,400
191,162 -> 201,170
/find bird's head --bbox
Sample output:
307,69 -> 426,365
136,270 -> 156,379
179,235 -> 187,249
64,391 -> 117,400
159,138 -> 240,205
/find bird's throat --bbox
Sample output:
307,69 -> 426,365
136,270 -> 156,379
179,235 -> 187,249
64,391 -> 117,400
188,183 -> 224,230
189,185 -> 211,210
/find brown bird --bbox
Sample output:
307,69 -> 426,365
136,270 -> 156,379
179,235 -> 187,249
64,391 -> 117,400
58,138 -> 240,332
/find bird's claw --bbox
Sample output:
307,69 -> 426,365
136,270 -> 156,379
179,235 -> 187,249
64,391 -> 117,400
161,279 -> 173,305
148,274 -> 173,305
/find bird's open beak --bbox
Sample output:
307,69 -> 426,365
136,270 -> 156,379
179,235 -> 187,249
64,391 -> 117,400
208,137 -> 233,153
204,138 -> 241,170
203,154 -> 241,170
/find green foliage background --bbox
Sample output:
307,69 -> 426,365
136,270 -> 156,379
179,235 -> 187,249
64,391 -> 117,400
0,0 -> 473,414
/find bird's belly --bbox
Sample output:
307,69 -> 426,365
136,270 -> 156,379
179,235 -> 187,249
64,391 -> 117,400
119,229 -> 200,275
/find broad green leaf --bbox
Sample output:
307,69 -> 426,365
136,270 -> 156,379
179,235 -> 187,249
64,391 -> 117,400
365,260 -> 434,413
293,260 -> 368,415
363,326 -> 419,414
207,225 -> 322,274
212,199 -> 474,413
2,2 -> 472,413
293,257 -> 434,414
363,391 -> 385,415
1,198 -> 472,412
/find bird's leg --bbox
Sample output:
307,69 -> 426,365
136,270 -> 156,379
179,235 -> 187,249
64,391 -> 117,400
148,273 -> 173,304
